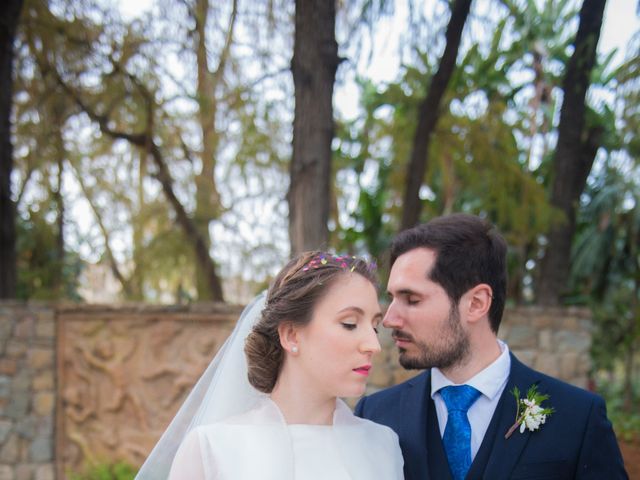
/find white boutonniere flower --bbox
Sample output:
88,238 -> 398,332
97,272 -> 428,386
504,384 -> 554,439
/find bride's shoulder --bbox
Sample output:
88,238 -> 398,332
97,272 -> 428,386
194,396 -> 278,430
336,400 -> 399,445
188,411 -> 272,447
353,415 -> 398,440
190,399 -> 285,441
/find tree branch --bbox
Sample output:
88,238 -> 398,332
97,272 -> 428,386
211,0 -> 238,88
70,162 -> 132,296
53,69 -> 224,300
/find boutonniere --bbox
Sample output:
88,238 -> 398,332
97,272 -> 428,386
504,384 -> 554,439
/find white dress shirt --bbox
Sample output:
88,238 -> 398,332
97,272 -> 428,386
431,340 -> 511,460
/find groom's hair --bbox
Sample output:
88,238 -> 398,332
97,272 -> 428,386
390,213 -> 507,333
245,251 -> 378,393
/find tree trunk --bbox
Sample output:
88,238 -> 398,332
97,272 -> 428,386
53,148 -> 64,294
146,142 -> 224,301
537,0 -> 606,305
192,0 -> 233,299
400,0 -> 472,230
131,148 -> 146,300
52,101 -> 66,295
0,0 -> 24,299
288,0 -> 339,254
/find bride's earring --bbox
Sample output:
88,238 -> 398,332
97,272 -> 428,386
291,345 -> 299,354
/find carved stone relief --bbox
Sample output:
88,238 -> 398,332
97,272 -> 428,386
58,306 -> 241,474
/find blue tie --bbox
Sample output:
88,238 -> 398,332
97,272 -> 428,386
440,385 -> 481,480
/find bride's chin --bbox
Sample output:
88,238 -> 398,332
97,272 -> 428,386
341,384 -> 367,398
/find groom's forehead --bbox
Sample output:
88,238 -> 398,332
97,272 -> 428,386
393,246 -> 437,264
389,249 -> 435,279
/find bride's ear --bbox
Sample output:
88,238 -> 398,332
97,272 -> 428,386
278,322 -> 300,355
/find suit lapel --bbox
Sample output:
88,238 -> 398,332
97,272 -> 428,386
483,354 -> 540,479
400,372 -> 432,480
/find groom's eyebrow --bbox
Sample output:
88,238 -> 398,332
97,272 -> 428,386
388,288 -> 420,297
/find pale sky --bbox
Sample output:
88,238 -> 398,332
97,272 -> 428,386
117,0 -> 639,117
600,0 -> 640,63
337,0 -> 640,118
118,0 -> 639,65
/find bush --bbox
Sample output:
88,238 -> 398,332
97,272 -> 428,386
595,372 -> 640,443
68,461 -> 137,480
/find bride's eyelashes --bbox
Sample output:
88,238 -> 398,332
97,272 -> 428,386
341,322 -> 357,331
341,322 -> 380,334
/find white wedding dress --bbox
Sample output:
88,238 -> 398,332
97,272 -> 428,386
168,397 -> 404,480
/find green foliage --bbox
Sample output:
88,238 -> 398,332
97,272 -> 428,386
68,461 -> 137,480
570,39 -> 640,401
611,411 -> 640,444
13,0 -> 291,301
570,161 -> 639,371
16,208 -> 83,301
334,8 -> 559,289
596,375 -> 640,443
615,34 -> 640,162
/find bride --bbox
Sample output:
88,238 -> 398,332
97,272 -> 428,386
136,251 -> 404,479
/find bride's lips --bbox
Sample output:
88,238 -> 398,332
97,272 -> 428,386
353,365 -> 372,376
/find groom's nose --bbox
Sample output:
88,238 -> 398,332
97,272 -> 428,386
382,301 -> 402,329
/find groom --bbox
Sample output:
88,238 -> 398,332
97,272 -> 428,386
355,214 -> 627,479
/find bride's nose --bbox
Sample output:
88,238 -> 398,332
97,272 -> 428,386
359,328 -> 382,355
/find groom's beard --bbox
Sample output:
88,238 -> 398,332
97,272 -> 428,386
395,305 -> 470,370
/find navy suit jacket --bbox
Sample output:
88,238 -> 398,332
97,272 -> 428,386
355,354 -> 628,479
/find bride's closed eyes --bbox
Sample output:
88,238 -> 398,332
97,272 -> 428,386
340,319 -> 380,334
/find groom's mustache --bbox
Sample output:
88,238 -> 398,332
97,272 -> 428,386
392,330 -> 413,342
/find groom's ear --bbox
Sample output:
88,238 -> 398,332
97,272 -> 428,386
464,284 -> 493,324
278,322 -> 299,353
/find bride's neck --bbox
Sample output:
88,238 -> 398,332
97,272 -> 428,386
270,377 -> 336,425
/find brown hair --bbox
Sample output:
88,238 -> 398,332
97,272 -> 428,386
244,251 -> 378,393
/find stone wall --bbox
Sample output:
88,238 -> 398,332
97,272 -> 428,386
0,302 -> 592,479
499,306 -> 592,388
0,303 -> 56,480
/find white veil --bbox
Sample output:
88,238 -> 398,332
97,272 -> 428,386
136,292 -> 267,479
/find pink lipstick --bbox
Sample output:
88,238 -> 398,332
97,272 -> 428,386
353,365 -> 371,376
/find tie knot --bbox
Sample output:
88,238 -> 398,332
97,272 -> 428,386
440,385 -> 481,413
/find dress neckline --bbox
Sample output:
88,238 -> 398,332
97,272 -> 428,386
287,423 -> 333,428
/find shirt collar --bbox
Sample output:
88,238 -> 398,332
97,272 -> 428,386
431,340 -> 511,401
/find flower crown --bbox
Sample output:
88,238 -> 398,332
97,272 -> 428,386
301,253 -> 377,273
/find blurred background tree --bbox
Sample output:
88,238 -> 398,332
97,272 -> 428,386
1,0 -> 638,406
12,0 -> 294,302
0,0 -> 24,299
